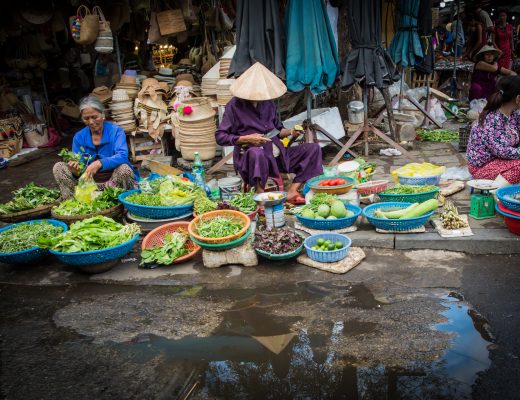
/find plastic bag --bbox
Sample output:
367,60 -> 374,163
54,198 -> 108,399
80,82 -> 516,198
74,174 -> 98,204
391,163 -> 446,182
159,180 -> 190,206
441,167 -> 472,181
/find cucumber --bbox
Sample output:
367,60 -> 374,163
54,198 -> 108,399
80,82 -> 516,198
379,203 -> 419,219
399,199 -> 439,219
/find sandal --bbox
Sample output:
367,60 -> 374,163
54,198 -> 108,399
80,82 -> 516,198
286,194 -> 306,205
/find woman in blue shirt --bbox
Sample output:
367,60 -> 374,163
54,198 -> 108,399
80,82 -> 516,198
53,96 -> 138,199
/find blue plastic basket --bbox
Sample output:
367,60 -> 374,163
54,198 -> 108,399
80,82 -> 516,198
119,189 -> 194,219
378,187 -> 439,203
397,174 -> 442,186
0,219 -> 68,265
50,234 -> 139,266
362,202 -> 435,231
304,233 -> 351,263
295,204 -> 362,230
496,185 -> 520,213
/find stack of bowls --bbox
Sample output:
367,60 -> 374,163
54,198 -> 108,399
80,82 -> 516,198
114,70 -> 140,100
495,185 -> 520,236
201,62 -> 219,96
216,79 -> 235,106
177,97 -> 217,161
110,89 -> 135,133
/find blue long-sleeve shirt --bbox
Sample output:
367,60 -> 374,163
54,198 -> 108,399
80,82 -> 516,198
72,122 -> 138,178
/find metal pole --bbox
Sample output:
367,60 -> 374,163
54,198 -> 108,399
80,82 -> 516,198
306,87 -> 312,122
450,0 -> 461,98
363,86 -> 369,156
114,33 -> 123,77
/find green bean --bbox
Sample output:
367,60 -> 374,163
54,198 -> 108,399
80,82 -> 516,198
195,217 -> 243,238
229,191 -> 256,213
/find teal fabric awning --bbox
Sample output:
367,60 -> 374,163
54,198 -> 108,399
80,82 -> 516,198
388,0 -> 424,68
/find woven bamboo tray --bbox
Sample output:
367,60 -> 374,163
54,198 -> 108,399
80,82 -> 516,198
51,203 -> 123,224
0,202 -> 58,223
188,210 -> 250,244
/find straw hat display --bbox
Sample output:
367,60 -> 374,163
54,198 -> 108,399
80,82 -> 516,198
201,61 -> 220,97
230,62 -> 287,101
219,46 -> 236,78
134,78 -> 170,140
216,79 -> 235,106
114,70 -> 140,100
110,89 -> 135,133
174,97 -> 217,161
154,67 -> 176,85
91,86 -> 112,105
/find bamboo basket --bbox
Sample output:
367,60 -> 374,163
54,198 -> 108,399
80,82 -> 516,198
0,202 -> 58,223
51,203 -> 123,224
188,210 -> 250,244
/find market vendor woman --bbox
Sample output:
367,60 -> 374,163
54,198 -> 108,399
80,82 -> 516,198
215,62 -> 323,205
467,76 -> 520,184
53,96 -> 138,199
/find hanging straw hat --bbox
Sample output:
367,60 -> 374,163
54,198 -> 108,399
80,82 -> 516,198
229,62 -> 287,101
475,45 -> 502,60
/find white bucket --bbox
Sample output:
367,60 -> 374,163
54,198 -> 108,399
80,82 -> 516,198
218,176 -> 242,200
264,203 -> 285,228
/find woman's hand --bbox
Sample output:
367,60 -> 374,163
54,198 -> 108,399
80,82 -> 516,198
67,161 -> 79,176
84,160 -> 103,179
238,133 -> 271,147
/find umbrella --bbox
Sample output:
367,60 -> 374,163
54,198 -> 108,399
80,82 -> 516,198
340,0 -> 399,89
415,0 -> 434,75
285,0 -> 339,94
388,0 -> 424,68
228,0 -> 285,79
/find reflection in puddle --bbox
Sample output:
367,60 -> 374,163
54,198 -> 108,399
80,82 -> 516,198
117,289 -> 491,399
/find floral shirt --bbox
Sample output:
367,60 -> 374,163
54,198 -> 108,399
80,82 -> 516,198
467,110 -> 520,167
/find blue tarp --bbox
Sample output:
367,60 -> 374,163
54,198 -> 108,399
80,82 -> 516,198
388,0 -> 424,68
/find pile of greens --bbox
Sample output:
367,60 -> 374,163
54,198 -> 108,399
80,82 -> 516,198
140,229 -> 189,266
58,148 -> 91,174
193,190 -> 257,215
0,222 -> 65,253
382,184 -> 439,195
195,216 -> 244,238
194,196 -> 218,215
0,183 -> 60,214
254,227 -> 303,254
126,177 -> 200,207
38,216 -> 140,253
229,191 -> 256,213
416,129 -> 459,142
53,187 -> 123,216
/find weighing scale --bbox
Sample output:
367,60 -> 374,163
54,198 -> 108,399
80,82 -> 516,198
466,180 -> 498,220
254,192 -> 287,229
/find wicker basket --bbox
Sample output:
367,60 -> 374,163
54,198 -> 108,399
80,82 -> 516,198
156,8 -> 186,36
458,124 -> 472,153
307,175 -> 354,195
51,203 -> 123,224
188,210 -> 250,244
0,202 -> 58,223
141,222 -> 201,264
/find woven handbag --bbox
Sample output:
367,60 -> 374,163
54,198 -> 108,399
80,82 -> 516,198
70,5 -> 99,45
93,6 -> 113,53
156,6 -> 186,36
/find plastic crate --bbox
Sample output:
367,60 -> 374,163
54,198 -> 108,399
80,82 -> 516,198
496,185 -> 520,213
119,189 -> 194,219
304,233 -> 351,263
362,202 -> 435,231
295,204 -> 361,230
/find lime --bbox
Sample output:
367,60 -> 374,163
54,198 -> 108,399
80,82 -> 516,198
325,240 -> 332,245
327,244 -> 335,251
317,238 -> 325,246
334,241 -> 343,249
312,246 -> 318,250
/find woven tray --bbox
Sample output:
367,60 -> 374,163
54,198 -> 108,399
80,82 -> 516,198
0,202 -> 58,223
375,226 -> 426,234
297,247 -> 365,274
431,215 -> 474,238
51,203 -> 123,224
294,221 -> 358,235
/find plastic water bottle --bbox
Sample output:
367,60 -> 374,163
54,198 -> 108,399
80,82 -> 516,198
192,152 -> 206,189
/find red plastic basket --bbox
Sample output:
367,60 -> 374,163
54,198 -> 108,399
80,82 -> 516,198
141,222 -> 201,264
355,180 -> 389,196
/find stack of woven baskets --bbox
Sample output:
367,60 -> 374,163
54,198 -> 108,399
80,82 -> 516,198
219,46 -> 235,78
201,62 -> 219,97
177,97 -> 217,161
134,78 -> 169,140
109,89 -> 135,133
216,79 -> 235,106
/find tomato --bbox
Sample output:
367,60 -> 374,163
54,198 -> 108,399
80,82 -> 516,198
329,179 -> 339,186
336,178 -> 346,185
180,177 -> 189,182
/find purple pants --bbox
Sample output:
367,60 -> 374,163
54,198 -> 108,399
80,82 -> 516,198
238,143 -> 323,188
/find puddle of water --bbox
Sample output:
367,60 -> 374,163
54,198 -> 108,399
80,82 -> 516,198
112,288 -> 491,399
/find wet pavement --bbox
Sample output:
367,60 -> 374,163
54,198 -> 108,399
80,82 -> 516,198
1,249 -> 519,399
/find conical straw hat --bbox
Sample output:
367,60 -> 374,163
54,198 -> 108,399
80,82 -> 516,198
230,62 -> 287,101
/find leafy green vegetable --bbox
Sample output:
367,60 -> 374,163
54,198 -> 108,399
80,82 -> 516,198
140,229 -> 189,266
53,187 -> 123,216
383,184 -> 439,194
0,183 -> 60,214
195,216 -> 243,238
0,222 -> 64,253
126,192 -> 162,206
58,147 -> 92,174
194,195 -> 217,215
229,190 -> 256,213
127,176 -> 200,207
38,216 -> 140,253
416,129 -> 459,142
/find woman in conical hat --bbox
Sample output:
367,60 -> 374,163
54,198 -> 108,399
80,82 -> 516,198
469,44 -> 516,101
215,62 -> 323,204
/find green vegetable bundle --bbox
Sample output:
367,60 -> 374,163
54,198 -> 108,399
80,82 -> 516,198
58,148 -> 92,174
416,129 -> 459,142
229,191 -> 256,213
140,229 -> 189,266
127,177 -> 200,207
0,183 -> 60,214
53,187 -> 123,216
0,222 -> 65,253
196,216 -> 243,238
382,184 -> 439,195
194,196 -> 217,215
374,199 -> 439,219
38,216 -> 140,253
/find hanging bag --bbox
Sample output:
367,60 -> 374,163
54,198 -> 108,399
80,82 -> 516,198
57,99 -> 81,120
156,3 -> 187,36
148,11 -> 162,43
69,5 -> 99,45
93,6 -> 113,53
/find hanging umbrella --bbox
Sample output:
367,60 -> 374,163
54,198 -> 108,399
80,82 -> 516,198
415,0 -> 434,74
340,0 -> 399,89
388,0 -> 424,68
285,0 -> 339,94
228,0 -> 285,79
